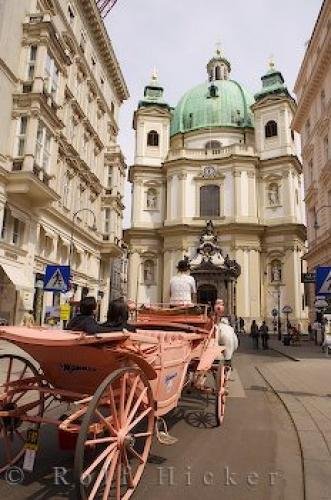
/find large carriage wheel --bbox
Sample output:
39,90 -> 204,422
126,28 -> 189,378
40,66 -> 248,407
215,364 -> 230,427
74,367 -> 154,500
0,354 -> 45,472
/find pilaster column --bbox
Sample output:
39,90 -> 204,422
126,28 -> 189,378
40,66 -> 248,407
33,44 -> 48,94
128,251 -> 141,301
166,175 -> 173,221
23,116 -> 39,172
233,170 -> 242,219
178,173 -> 187,220
133,180 -> 143,226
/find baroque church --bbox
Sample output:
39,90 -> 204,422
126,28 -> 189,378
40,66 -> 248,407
125,49 -> 308,323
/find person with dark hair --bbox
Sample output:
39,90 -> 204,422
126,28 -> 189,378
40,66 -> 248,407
66,296 -> 111,335
101,298 -> 135,332
250,319 -> 259,350
169,259 -> 196,306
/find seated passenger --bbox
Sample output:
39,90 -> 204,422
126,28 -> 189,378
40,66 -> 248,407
101,298 -> 136,332
169,259 -> 196,307
66,296 -> 111,335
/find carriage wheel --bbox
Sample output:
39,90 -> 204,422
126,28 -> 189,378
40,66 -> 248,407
215,364 -> 229,427
0,354 -> 45,473
74,367 -> 154,500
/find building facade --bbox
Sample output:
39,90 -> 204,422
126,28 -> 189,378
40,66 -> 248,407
292,0 -> 331,317
125,52 -> 308,325
0,0 -> 128,324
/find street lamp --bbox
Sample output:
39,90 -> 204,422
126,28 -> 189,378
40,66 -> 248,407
282,305 -> 293,336
314,296 -> 328,346
69,207 -> 98,277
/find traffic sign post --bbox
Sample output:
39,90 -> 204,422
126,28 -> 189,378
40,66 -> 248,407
316,267 -> 331,296
44,265 -> 71,293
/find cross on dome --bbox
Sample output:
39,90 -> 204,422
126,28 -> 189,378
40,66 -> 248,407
207,43 -> 231,81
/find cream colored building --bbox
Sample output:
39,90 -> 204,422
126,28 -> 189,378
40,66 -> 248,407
0,0 -> 128,325
292,0 -> 331,317
126,51 -> 308,325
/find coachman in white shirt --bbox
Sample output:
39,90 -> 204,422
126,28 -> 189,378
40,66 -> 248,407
169,260 -> 197,306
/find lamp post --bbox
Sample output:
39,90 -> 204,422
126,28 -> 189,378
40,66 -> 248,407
69,208 -> 98,299
314,296 -> 328,345
282,305 -> 293,337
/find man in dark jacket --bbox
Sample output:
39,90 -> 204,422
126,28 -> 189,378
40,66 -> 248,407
260,321 -> 269,350
66,296 -> 111,335
250,320 -> 259,350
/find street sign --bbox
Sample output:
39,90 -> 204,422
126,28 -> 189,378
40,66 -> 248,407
44,265 -> 70,293
282,305 -> 293,314
316,267 -> 331,296
60,303 -> 71,321
301,272 -> 316,283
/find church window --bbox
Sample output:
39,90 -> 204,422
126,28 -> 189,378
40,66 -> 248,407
143,260 -> 155,283
270,260 -> 282,282
205,140 -> 222,152
147,130 -> 159,147
215,66 -> 221,80
265,120 -> 278,138
146,188 -> 158,210
200,185 -> 220,217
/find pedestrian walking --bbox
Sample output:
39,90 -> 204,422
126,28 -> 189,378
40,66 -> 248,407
250,319 -> 259,350
260,321 -> 269,349
239,316 -> 245,334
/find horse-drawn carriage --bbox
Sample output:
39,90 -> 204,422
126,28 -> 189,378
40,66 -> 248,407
0,305 -> 230,499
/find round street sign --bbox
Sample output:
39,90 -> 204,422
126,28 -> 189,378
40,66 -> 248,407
282,305 -> 293,314
272,308 -> 278,316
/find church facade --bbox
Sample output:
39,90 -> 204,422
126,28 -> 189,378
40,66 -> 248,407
125,50 -> 308,324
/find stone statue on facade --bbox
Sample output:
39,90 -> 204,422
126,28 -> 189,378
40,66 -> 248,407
191,220 -> 225,268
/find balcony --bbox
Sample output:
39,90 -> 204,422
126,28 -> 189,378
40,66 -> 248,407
166,144 -> 256,162
6,169 -> 59,207
100,233 -> 123,256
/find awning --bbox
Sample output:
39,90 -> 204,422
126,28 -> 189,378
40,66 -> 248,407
41,224 -> 57,240
0,263 -> 33,291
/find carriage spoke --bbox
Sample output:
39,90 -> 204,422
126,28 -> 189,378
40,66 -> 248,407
82,443 -> 116,481
5,358 -> 13,385
85,436 -> 117,447
95,410 -> 117,436
127,406 -> 152,433
108,385 -> 119,431
116,453 -> 122,500
87,448 -> 116,500
124,375 -> 140,420
102,449 -> 119,500
127,445 -> 144,464
119,373 -> 127,426
132,431 -> 152,439
127,387 -> 148,426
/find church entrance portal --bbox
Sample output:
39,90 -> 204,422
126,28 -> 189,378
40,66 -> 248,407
197,285 -> 217,307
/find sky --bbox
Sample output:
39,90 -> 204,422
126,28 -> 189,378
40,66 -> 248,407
105,0 -> 322,227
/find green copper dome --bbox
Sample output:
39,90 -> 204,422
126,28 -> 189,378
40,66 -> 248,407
170,79 -> 255,136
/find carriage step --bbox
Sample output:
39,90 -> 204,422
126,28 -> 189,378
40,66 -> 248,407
155,417 -> 178,445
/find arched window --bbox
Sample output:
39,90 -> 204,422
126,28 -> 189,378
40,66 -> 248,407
270,259 -> 282,282
200,185 -> 220,217
146,188 -> 158,210
205,140 -> 222,151
265,120 -> 278,138
215,66 -> 221,81
147,130 -> 159,147
143,260 -> 155,283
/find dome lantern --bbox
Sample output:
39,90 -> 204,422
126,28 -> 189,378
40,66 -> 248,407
207,45 -> 231,81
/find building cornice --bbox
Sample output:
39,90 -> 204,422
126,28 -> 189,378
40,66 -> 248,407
259,154 -> 302,174
0,58 -> 19,85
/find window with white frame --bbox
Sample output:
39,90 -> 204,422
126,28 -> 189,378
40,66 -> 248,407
44,53 -> 59,98
1,207 -> 9,239
104,208 -> 111,234
143,260 -> 155,283
26,45 -> 37,80
82,133 -> 88,159
35,122 -> 51,171
12,218 -> 20,245
107,165 -> 113,189
15,116 -> 28,157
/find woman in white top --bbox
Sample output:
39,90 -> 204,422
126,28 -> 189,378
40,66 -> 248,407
169,260 -> 197,306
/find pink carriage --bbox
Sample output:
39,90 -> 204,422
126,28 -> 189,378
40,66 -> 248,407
0,305 -> 230,499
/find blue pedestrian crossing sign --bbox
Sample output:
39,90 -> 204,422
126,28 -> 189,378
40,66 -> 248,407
44,265 -> 70,293
316,267 -> 331,296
